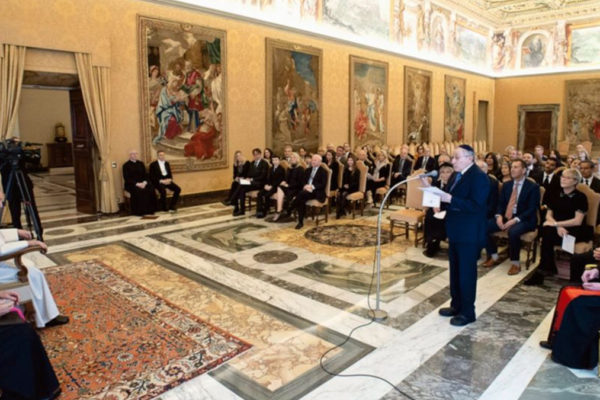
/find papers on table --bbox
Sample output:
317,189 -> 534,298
239,178 -> 251,185
562,234 -> 575,254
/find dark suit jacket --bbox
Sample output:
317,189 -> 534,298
392,156 -> 413,181
246,158 -> 269,187
233,161 -> 250,180
123,160 -> 149,192
285,165 -> 305,193
149,160 -> 173,187
497,178 -> 540,230
303,166 -> 328,202
445,164 -> 490,246
526,165 -> 543,185
487,175 -> 499,220
265,165 -> 285,188
587,176 -> 600,193
542,170 -> 562,205
414,156 -> 437,172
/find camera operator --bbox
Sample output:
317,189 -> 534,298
0,137 -> 42,237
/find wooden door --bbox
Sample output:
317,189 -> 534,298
69,88 -> 97,214
523,111 -> 552,151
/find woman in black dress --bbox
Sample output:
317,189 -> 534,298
224,150 -> 250,205
336,154 -> 360,219
276,152 -> 305,221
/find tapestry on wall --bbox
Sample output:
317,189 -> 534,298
565,79 -> 600,149
266,38 -> 322,155
444,75 -> 466,142
350,56 -> 388,149
138,16 -> 227,171
403,67 -> 431,144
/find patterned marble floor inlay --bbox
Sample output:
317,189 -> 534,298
189,222 -> 265,253
304,224 -> 390,247
292,259 -> 444,302
253,250 -> 298,264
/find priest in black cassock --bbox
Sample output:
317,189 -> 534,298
123,150 -> 156,216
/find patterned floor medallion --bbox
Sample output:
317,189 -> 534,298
304,224 -> 390,247
40,260 -> 250,400
253,250 -> 298,264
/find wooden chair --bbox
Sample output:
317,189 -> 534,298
374,164 -> 393,208
346,160 -> 368,218
389,169 -> 426,246
492,181 -> 544,269
327,160 -> 344,210
306,164 -> 331,226
0,244 -> 47,323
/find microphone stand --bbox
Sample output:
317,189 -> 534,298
370,174 -> 426,321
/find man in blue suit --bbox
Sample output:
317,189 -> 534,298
483,159 -> 540,275
438,145 -> 490,326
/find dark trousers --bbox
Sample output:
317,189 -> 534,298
424,208 -> 446,244
0,324 -> 60,400
257,187 -> 277,214
233,184 -> 260,212
486,218 -> 535,262
156,182 -> 181,211
293,189 -> 318,223
448,241 -> 480,321
336,190 -> 351,215
569,251 -> 595,283
225,181 -> 240,202
367,180 -> 386,201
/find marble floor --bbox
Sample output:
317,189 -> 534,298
20,188 -> 600,399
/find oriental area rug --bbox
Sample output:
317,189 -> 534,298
39,260 -> 251,400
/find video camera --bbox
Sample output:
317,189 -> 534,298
0,138 -> 41,166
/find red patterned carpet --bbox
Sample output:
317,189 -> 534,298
39,260 -> 251,399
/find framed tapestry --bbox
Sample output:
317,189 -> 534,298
403,67 -> 431,144
444,75 -> 466,142
565,79 -> 600,150
138,15 -> 227,171
349,56 -> 388,149
266,38 -> 322,156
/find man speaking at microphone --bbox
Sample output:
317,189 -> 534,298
435,145 -> 489,326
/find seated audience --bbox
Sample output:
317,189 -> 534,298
414,147 -> 436,172
256,154 -> 285,218
336,145 -> 347,165
579,160 -> 600,193
303,154 -> 312,166
485,152 -> 501,180
231,148 -> 269,216
123,149 -> 156,216
549,149 -> 563,166
523,151 -> 543,184
357,149 -> 373,170
224,150 -> 249,205
576,144 -> 590,161
0,229 -> 69,328
526,168 -> 591,285
435,144 -> 449,163
534,144 -> 547,162
483,159 -> 540,275
0,291 -> 61,400
298,146 -> 307,159
367,151 -> 389,205
283,145 -> 293,163
149,150 -> 181,212
477,160 -> 499,222
499,160 -> 511,183
336,154 -> 360,219
391,146 -> 413,186
291,154 -> 327,229
541,157 -> 562,204
570,157 -> 580,170
423,162 -> 454,257
324,150 -> 339,192
538,265 -> 600,369
276,152 -> 304,221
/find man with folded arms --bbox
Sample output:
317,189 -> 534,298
483,159 -> 540,275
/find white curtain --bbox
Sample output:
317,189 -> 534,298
75,53 -> 118,213
0,44 -> 26,139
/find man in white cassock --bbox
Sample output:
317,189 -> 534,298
0,228 -> 68,328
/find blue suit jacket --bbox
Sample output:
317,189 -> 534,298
496,178 -> 540,230
445,164 -> 490,246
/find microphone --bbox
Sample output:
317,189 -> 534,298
419,170 -> 438,179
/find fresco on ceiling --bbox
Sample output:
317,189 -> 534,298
454,24 -> 487,67
568,25 -> 600,65
323,0 -> 390,38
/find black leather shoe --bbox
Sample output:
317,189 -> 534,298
255,213 -> 265,218
295,222 -> 304,230
524,271 -> 544,286
450,315 -> 475,326
539,340 -> 552,350
438,307 -> 458,317
233,210 -> 245,216
45,315 -> 69,327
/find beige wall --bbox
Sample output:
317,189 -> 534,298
494,71 -> 600,153
18,88 -> 72,167
1,0 -> 495,201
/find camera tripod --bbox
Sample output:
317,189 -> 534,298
0,159 -> 43,241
